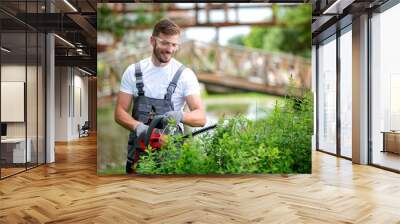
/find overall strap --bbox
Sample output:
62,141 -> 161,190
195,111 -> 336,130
135,63 -> 144,96
164,64 -> 186,101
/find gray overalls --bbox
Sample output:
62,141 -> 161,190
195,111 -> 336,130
126,62 -> 186,173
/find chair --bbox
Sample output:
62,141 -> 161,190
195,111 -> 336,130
79,121 -> 90,138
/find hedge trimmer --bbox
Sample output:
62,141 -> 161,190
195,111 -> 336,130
139,115 -> 217,151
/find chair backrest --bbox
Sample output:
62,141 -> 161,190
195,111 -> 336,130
82,121 -> 90,129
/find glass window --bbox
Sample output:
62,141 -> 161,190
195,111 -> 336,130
0,0 -> 46,179
340,27 -> 352,158
318,35 -> 337,154
371,3 -> 400,171
27,30 -> 38,169
1,3 -> 28,177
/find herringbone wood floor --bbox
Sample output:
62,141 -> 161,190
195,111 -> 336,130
1,135 -> 400,224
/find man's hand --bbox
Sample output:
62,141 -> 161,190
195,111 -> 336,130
159,134 -> 167,146
135,123 -> 149,140
163,111 -> 183,125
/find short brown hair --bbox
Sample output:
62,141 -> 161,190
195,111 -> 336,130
152,19 -> 181,37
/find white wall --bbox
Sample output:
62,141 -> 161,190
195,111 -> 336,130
1,66 -> 26,133
55,67 -> 69,141
54,67 -> 89,141
1,65 -> 38,137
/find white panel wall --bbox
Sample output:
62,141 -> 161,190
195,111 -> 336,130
55,67 -> 69,141
54,67 -> 89,141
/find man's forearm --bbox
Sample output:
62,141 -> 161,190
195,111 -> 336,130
115,108 -> 141,131
182,109 -> 206,127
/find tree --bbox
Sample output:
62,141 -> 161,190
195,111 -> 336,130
227,34 -> 246,46
243,4 -> 311,58
97,4 -> 165,38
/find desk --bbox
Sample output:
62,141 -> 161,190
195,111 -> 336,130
381,131 -> 400,154
1,138 -> 31,163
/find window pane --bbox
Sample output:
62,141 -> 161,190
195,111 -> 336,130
340,28 -> 352,158
318,36 -> 337,154
0,0 -> 46,178
1,4 -> 27,177
27,31 -> 38,169
371,3 -> 400,171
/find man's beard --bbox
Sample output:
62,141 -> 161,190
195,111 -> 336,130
153,43 -> 173,64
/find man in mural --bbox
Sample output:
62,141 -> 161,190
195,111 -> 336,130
115,19 -> 206,174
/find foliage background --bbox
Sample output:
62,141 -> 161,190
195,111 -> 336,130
229,4 -> 312,58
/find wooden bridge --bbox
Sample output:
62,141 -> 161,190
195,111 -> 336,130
177,40 -> 311,96
98,39 -> 311,100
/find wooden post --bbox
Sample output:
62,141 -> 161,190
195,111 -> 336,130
195,3 -> 199,25
235,4 -> 239,23
205,3 -> 210,24
215,27 -> 220,72
224,3 -> 228,22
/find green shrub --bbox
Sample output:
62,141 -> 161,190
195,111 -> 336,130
136,87 -> 313,174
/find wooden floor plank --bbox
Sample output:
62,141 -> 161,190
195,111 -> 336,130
0,134 -> 400,223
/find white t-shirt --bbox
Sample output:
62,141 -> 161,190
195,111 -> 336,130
120,57 -> 200,112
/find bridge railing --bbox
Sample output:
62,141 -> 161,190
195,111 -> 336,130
97,39 -> 311,101
177,40 -> 311,89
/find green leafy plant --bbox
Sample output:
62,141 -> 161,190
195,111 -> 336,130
136,83 -> 313,174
